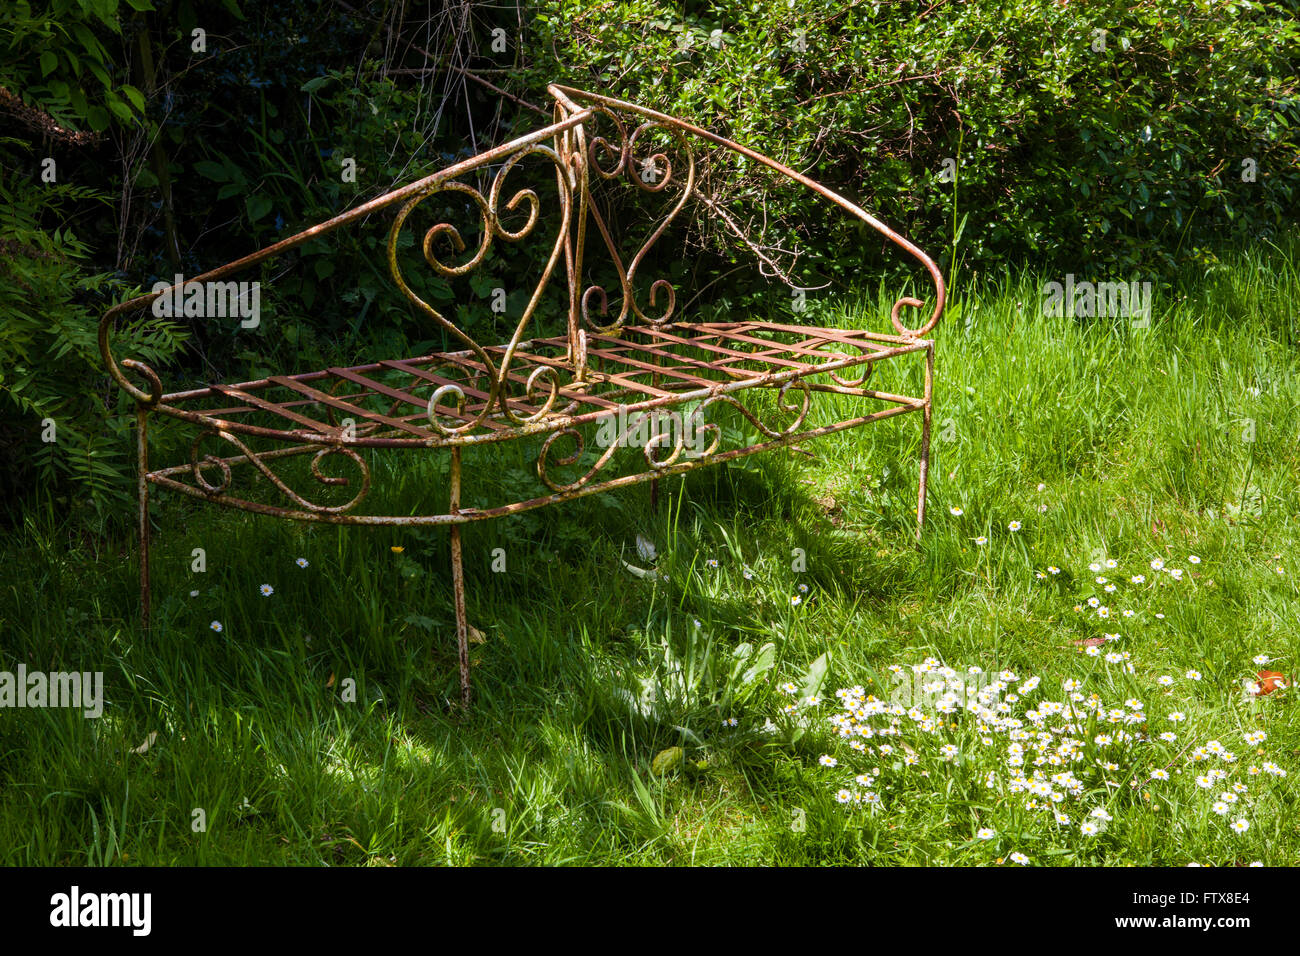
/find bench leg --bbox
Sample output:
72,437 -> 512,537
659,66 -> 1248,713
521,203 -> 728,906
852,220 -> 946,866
916,343 -> 934,541
449,446 -> 471,708
137,406 -> 152,631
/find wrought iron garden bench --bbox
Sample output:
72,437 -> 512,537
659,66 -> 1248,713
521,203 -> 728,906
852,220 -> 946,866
100,86 -> 945,707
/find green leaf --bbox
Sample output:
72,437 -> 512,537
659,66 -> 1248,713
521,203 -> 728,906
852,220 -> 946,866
798,651 -> 830,702
402,612 -> 437,631
87,61 -> 111,90
125,0 -> 157,10
192,160 -> 230,182
71,24 -> 103,59
121,85 -> 146,112
107,98 -> 134,123
741,642 -> 776,685
86,106 -> 110,131
245,195 -> 272,222
300,75 -> 332,93
651,746 -> 684,776
40,51 -> 58,77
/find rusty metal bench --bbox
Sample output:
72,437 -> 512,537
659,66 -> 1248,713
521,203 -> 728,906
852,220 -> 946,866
100,86 -> 945,706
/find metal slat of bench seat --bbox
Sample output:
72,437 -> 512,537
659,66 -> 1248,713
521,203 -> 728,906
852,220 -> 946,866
266,375 -> 438,440
207,384 -> 344,437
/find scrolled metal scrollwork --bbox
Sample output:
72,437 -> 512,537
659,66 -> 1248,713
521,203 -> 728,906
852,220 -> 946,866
119,358 -> 163,408
813,342 -> 875,389
418,360 -> 485,435
537,427 -> 601,493
684,378 -> 812,446
576,111 -> 695,335
190,429 -> 370,514
890,295 -> 938,338
536,379 -> 812,494
388,141 -> 574,435
500,364 -> 561,426
585,105 -> 630,180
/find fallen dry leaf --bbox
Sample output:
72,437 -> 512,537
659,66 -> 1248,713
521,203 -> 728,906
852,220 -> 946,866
1255,670 -> 1288,695
326,672 -> 335,688
131,731 -> 158,755
468,625 -> 486,645
635,534 -> 657,563
1072,636 -> 1106,649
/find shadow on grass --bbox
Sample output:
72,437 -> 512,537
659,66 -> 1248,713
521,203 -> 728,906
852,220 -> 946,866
0,428 -> 926,864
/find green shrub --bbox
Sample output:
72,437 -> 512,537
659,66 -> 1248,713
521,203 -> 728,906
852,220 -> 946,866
521,0 -> 1300,283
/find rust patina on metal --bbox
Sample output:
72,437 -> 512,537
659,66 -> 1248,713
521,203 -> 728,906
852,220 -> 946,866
101,87 -> 946,708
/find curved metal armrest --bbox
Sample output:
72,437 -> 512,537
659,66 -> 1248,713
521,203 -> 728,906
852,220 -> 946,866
548,84 -> 945,339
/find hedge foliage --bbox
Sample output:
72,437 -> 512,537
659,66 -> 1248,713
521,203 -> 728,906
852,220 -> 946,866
519,0 -> 1300,283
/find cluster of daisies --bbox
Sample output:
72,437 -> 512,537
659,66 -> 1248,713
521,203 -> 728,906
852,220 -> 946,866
204,556 -> 310,635
789,650 -> 1288,864
1032,554 -> 1201,628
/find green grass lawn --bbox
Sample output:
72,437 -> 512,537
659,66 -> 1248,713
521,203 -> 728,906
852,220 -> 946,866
2,238 -> 1298,865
